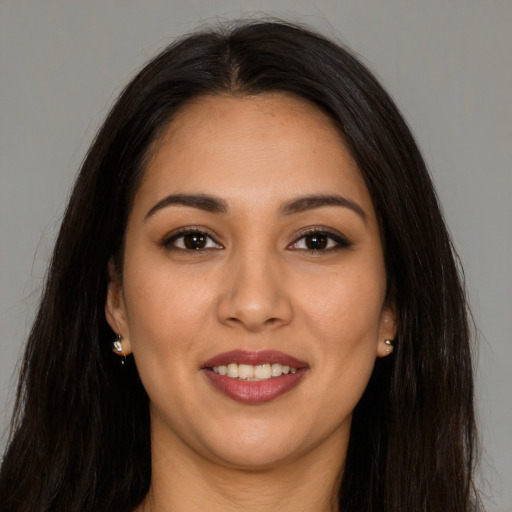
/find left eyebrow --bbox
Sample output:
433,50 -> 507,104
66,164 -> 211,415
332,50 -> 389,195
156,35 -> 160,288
280,194 -> 367,223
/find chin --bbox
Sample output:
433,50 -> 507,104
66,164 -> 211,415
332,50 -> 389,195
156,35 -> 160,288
197,418 -> 309,469
209,441 -> 300,471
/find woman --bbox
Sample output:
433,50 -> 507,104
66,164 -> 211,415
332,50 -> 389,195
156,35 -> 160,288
0,20 -> 481,511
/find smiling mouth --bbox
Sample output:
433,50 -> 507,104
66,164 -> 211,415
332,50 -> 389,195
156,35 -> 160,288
202,350 -> 308,404
209,363 -> 297,381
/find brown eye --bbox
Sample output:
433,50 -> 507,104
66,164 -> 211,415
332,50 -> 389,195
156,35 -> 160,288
304,233 -> 329,250
165,230 -> 223,251
183,233 -> 207,250
289,229 -> 351,252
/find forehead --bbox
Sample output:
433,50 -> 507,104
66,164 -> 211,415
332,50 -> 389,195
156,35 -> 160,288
135,92 -> 372,216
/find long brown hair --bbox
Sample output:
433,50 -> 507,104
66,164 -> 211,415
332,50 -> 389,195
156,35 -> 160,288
0,20 -> 481,511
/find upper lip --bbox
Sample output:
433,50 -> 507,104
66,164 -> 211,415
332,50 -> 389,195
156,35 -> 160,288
202,350 -> 308,369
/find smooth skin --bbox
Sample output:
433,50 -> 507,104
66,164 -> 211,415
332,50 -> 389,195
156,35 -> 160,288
106,93 -> 397,512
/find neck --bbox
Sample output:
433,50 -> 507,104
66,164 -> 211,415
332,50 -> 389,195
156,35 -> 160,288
137,427 -> 347,512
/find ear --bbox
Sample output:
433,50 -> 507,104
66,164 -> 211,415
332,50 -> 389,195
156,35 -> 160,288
376,302 -> 398,358
105,260 -> 132,356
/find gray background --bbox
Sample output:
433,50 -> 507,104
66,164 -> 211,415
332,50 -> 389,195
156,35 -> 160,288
1,1 -> 510,510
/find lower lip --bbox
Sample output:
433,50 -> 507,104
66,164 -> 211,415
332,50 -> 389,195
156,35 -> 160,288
203,368 -> 307,404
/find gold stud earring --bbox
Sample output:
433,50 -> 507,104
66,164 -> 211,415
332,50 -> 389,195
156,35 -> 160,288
384,339 -> 394,354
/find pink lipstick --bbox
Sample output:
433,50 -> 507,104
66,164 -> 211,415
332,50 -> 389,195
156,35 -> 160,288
202,350 -> 308,404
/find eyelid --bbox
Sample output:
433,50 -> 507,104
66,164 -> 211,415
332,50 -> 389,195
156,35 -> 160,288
288,226 -> 352,251
160,225 -> 351,252
162,226 -> 223,250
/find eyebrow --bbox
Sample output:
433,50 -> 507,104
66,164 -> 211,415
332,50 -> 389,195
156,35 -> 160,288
280,194 -> 367,223
145,193 -> 229,220
145,192 -> 366,223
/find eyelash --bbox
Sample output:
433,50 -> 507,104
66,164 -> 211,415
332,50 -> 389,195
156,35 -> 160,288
288,228 -> 352,252
162,227 -> 352,252
162,227 -> 223,251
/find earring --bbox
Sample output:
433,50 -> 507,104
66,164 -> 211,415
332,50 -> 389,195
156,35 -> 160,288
384,339 -> 394,354
112,334 -> 126,365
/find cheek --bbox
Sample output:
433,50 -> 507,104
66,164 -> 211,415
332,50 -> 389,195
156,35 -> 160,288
300,259 -> 386,337
296,256 -> 387,394
120,263 -> 213,410
121,253 -> 219,365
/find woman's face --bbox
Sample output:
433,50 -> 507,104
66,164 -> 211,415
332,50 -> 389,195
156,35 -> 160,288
106,93 -> 396,469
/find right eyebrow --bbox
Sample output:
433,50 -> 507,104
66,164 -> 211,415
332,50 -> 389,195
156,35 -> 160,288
144,193 -> 229,220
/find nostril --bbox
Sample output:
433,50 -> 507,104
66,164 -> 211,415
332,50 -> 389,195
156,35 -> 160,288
223,315 -> 284,332
216,275 -> 294,331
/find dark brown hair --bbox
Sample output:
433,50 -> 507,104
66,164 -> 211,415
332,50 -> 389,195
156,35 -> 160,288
0,20 -> 480,511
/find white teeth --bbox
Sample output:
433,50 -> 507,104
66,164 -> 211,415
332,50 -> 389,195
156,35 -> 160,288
238,364 -> 254,380
227,363 -> 238,378
253,363 -> 271,380
271,363 -> 282,377
211,363 -> 298,380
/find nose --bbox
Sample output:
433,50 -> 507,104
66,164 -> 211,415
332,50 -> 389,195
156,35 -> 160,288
217,249 -> 294,332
